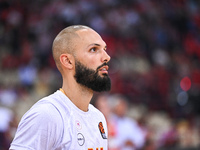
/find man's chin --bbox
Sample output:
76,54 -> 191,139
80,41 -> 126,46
98,72 -> 109,77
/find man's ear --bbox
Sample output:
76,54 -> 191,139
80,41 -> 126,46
60,53 -> 74,69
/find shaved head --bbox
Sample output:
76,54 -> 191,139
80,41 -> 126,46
52,25 -> 92,71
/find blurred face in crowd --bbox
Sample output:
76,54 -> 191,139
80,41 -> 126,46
95,95 -> 111,118
114,99 -> 127,117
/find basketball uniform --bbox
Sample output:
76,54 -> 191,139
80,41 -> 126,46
10,90 -> 108,150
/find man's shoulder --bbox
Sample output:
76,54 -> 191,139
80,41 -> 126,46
89,104 -> 106,119
31,91 -> 60,110
35,90 -> 67,111
22,90 -> 68,122
88,104 -> 99,113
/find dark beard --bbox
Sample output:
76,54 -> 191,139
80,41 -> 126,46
74,60 -> 111,92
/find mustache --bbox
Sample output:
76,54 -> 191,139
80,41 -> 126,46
97,62 -> 109,71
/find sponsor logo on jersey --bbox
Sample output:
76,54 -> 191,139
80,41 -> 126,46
77,133 -> 85,146
98,122 -> 107,139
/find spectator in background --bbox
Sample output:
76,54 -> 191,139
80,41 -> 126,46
94,94 -> 118,150
95,94 -> 146,150
110,94 -> 146,150
0,87 -> 18,150
94,94 -> 112,122
176,120 -> 200,149
0,106 -> 14,150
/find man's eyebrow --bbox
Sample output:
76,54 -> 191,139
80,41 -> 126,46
88,43 -> 107,48
88,43 -> 100,47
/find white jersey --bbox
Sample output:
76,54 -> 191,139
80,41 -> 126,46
10,90 -> 108,150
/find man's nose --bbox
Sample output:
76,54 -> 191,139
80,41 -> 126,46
101,50 -> 111,63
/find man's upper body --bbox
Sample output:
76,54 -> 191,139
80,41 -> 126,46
10,25 -> 111,150
10,90 -> 108,150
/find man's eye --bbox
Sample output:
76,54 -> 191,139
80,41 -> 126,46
90,47 -> 97,52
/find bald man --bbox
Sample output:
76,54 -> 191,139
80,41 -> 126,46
10,25 -> 111,150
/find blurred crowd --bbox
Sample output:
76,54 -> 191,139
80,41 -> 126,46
0,0 -> 200,149
93,93 -> 200,150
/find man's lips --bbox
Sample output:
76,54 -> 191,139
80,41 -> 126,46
98,65 -> 109,74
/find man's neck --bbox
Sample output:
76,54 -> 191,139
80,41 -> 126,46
61,81 -> 93,112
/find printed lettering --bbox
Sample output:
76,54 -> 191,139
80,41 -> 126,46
88,148 -> 103,150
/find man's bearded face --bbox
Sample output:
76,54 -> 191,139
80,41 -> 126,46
74,60 -> 111,92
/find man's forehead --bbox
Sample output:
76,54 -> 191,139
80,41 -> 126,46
76,28 -> 102,41
74,28 -> 106,48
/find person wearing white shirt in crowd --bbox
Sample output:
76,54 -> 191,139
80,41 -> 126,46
109,94 -> 146,150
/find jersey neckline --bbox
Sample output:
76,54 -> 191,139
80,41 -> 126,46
57,90 -> 93,116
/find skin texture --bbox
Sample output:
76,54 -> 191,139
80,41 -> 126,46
52,25 -> 111,112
